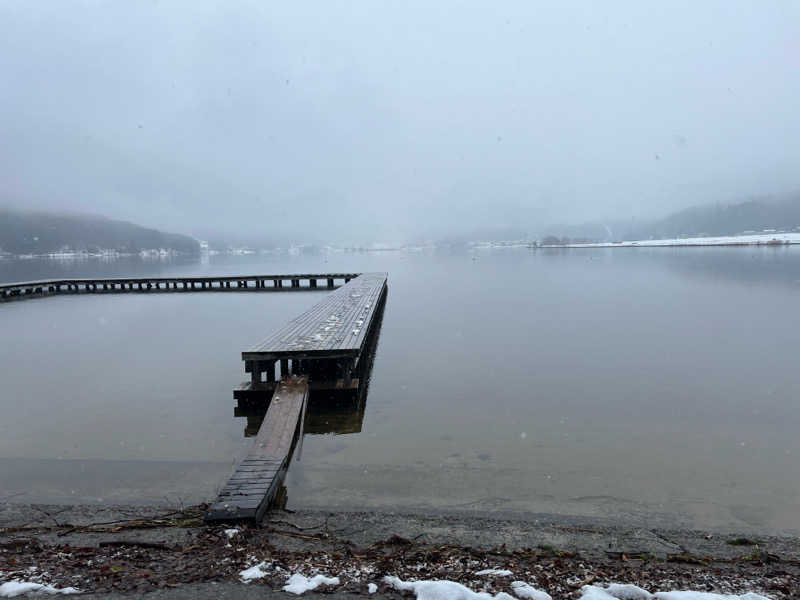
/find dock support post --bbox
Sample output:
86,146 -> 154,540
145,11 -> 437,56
250,361 -> 262,386
310,279 -> 317,288
265,361 -> 276,383
280,358 -> 289,377
327,278 -> 334,288
342,358 -> 355,385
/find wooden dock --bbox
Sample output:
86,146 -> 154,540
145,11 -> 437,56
0,273 -> 359,302
213,273 -> 388,521
0,269 -> 388,523
240,272 -> 388,391
206,377 -> 309,522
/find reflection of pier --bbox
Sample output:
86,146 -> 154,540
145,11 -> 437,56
237,395 -> 368,437
206,273 -> 387,522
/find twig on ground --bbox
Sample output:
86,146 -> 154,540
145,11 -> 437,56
267,519 -> 325,531
29,505 -> 69,527
98,540 -> 175,551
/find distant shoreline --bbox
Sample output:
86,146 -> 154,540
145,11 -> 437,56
0,249 -> 194,260
541,232 -> 800,248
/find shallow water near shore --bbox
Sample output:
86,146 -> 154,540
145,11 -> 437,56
1,248 -> 799,532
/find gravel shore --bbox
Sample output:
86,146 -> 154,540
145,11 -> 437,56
1,503 -> 798,598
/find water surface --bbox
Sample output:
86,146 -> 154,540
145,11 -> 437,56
1,249 -> 798,531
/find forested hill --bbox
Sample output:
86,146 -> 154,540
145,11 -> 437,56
0,209 -> 199,255
625,193 -> 800,240
543,193 -> 800,243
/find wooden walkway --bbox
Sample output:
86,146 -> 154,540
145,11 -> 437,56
0,273 -> 359,302
241,272 -> 387,387
1,269 -> 389,522
219,273 -> 388,520
205,377 -> 309,522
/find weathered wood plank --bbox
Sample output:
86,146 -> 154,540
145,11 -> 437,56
242,272 -> 387,360
205,376 -> 308,523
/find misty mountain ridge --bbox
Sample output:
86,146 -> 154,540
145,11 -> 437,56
3,191 -> 800,255
543,193 -> 800,243
0,209 -> 199,255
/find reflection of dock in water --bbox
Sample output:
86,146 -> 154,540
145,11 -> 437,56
205,273 -> 387,522
239,396 -> 367,437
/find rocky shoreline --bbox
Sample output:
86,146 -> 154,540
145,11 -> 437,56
1,503 -> 797,598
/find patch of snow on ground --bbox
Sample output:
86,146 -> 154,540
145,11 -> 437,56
604,584 -> 653,599
384,576 -> 516,600
239,561 -> 270,582
654,593 -> 771,600
224,528 -> 240,539
283,573 -> 340,595
579,586 -> 771,600
0,580 -> 80,597
581,586 -> 622,600
510,580 -> 552,600
368,583 -> 378,594
475,569 -> 513,576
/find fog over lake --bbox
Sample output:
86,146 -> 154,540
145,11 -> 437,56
1,248 -> 798,532
2,2 -> 800,245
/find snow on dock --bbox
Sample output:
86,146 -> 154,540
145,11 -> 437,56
240,272 -> 388,390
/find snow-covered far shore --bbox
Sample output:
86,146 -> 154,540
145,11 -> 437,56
543,232 -> 800,248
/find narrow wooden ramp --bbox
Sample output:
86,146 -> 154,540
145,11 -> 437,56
205,376 -> 308,522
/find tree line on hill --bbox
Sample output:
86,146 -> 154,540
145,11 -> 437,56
0,209 -> 199,255
542,192 -> 800,244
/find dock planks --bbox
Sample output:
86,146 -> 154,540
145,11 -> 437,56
205,376 -> 309,522
243,272 -> 387,361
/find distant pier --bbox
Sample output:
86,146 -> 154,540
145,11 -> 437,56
0,273 -> 360,302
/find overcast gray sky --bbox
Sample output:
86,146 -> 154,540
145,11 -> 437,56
1,1 -> 799,243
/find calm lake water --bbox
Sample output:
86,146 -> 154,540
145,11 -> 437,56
1,248 -> 799,532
